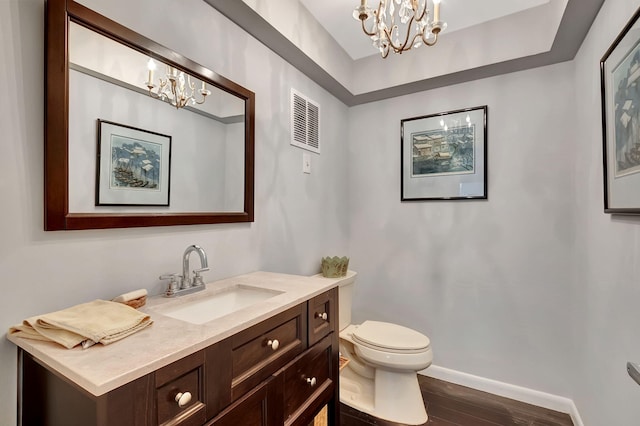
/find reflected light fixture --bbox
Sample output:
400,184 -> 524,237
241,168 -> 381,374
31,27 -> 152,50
145,59 -> 211,110
353,0 -> 446,58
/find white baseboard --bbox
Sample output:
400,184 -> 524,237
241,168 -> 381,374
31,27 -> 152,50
420,365 -> 584,426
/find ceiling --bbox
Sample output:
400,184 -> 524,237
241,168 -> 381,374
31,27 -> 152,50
301,0 -> 552,61
204,0 -> 605,106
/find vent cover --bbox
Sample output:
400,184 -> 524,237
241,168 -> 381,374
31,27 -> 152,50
291,89 -> 320,154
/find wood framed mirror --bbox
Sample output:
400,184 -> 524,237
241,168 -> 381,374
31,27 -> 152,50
45,0 -> 254,230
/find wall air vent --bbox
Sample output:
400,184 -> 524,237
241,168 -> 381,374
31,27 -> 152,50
291,89 -> 320,154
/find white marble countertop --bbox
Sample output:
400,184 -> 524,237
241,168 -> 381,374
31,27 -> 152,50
7,271 -> 345,396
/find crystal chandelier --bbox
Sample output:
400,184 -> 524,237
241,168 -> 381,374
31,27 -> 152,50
145,59 -> 211,110
353,0 -> 446,58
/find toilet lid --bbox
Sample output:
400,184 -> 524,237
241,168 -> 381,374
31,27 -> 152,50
352,320 -> 430,351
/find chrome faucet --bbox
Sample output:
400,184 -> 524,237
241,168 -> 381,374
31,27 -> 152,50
182,244 -> 209,288
160,245 -> 210,297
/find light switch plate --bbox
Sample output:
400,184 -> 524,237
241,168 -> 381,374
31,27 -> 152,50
303,153 -> 311,174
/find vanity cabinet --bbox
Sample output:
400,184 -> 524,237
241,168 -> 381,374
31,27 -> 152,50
227,303 -> 307,401
20,351 -> 154,426
155,351 -> 207,426
279,333 -> 336,425
308,290 -> 337,346
17,287 -> 338,426
206,378 -> 282,426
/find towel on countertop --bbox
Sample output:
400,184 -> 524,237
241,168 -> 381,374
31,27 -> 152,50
8,299 -> 152,349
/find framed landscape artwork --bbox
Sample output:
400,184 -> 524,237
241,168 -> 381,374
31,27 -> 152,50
601,6 -> 640,214
96,120 -> 172,206
401,106 -> 488,201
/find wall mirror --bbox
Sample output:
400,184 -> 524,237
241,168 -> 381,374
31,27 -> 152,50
45,0 -> 255,230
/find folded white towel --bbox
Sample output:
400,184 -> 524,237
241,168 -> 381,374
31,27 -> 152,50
8,300 -> 152,349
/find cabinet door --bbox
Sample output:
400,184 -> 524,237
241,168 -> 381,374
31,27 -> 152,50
282,334 -> 335,426
155,351 -> 207,426
206,378 -> 283,426
307,288 -> 337,346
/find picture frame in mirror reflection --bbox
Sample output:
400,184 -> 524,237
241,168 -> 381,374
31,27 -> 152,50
601,6 -> 640,214
96,119 -> 171,206
401,106 -> 488,201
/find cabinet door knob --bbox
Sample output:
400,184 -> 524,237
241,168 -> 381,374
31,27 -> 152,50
306,377 -> 317,387
315,312 -> 328,321
175,391 -> 192,407
267,339 -> 280,350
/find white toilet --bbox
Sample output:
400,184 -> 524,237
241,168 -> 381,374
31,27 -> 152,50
337,271 -> 433,425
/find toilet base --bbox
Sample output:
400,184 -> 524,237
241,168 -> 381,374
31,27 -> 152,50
340,365 -> 428,425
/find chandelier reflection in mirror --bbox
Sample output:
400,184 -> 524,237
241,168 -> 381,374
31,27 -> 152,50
353,0 -> 446,58
145,59 -> 211,110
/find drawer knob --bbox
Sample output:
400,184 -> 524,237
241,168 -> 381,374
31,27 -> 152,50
175,391 -> 192,408
306,377 -> 317,387
315,312 -> 328,321
267,339 -> 280,350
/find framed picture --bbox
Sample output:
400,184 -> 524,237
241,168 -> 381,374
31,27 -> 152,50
401,106 -> 488,201
601,7 -> 640,214
96,120 -> 171,206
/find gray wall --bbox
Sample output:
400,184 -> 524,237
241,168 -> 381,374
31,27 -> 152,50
69,69 -> 236,212
573,0 -> 640,424
0,1 -> 349,425
347,61 -> 578,399
347,0 -> 640,424
3,0 -> 640,425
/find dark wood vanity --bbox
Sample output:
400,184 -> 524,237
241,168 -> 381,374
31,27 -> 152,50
18,287 -> 339,426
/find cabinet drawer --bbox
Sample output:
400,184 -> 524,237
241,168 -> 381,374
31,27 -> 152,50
155,351 -> 206,426
282,333 -> 334,422
231,303 -> 307,400
308,288 -> 337,346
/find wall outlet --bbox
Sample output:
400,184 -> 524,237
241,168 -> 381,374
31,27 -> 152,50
303,153 -> 311,174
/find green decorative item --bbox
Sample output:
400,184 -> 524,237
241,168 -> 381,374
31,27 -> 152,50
321,256 -> 349,278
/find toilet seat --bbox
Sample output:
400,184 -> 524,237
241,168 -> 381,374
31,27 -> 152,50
352,321 -> 430,354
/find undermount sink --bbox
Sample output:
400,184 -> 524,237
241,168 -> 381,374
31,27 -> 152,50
155,285 -> 284,324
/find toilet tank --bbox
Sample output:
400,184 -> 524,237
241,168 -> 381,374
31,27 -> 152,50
337,271 -> 357,331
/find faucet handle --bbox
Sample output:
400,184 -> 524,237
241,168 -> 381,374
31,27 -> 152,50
192,268 -> 209,287
159,273 -> 182,296
159,273 -> 181,280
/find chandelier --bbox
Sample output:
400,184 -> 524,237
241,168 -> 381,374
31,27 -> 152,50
353,0 -> 446,58
145,59 -> 211,110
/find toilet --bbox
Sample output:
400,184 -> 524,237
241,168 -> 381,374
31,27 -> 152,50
337,271 -> 433,425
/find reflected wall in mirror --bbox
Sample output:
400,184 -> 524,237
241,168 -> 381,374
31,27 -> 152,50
45,0 -> 255,230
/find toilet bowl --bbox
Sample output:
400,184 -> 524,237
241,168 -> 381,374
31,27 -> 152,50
334,271 -> 433,425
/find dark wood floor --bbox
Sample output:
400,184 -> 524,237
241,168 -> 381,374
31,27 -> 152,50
340,375 -> 574,426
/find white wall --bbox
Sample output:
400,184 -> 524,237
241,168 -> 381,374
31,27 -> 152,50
572,0 -> 640,424
69,70 -> 236,212
225,121 -> 246,211
347,61 -> 579,399
0,1 -> 349,425
347,1 -> 640,424
5,0 -> 640,424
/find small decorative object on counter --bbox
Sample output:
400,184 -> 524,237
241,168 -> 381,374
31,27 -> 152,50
321,256 -> 349,278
